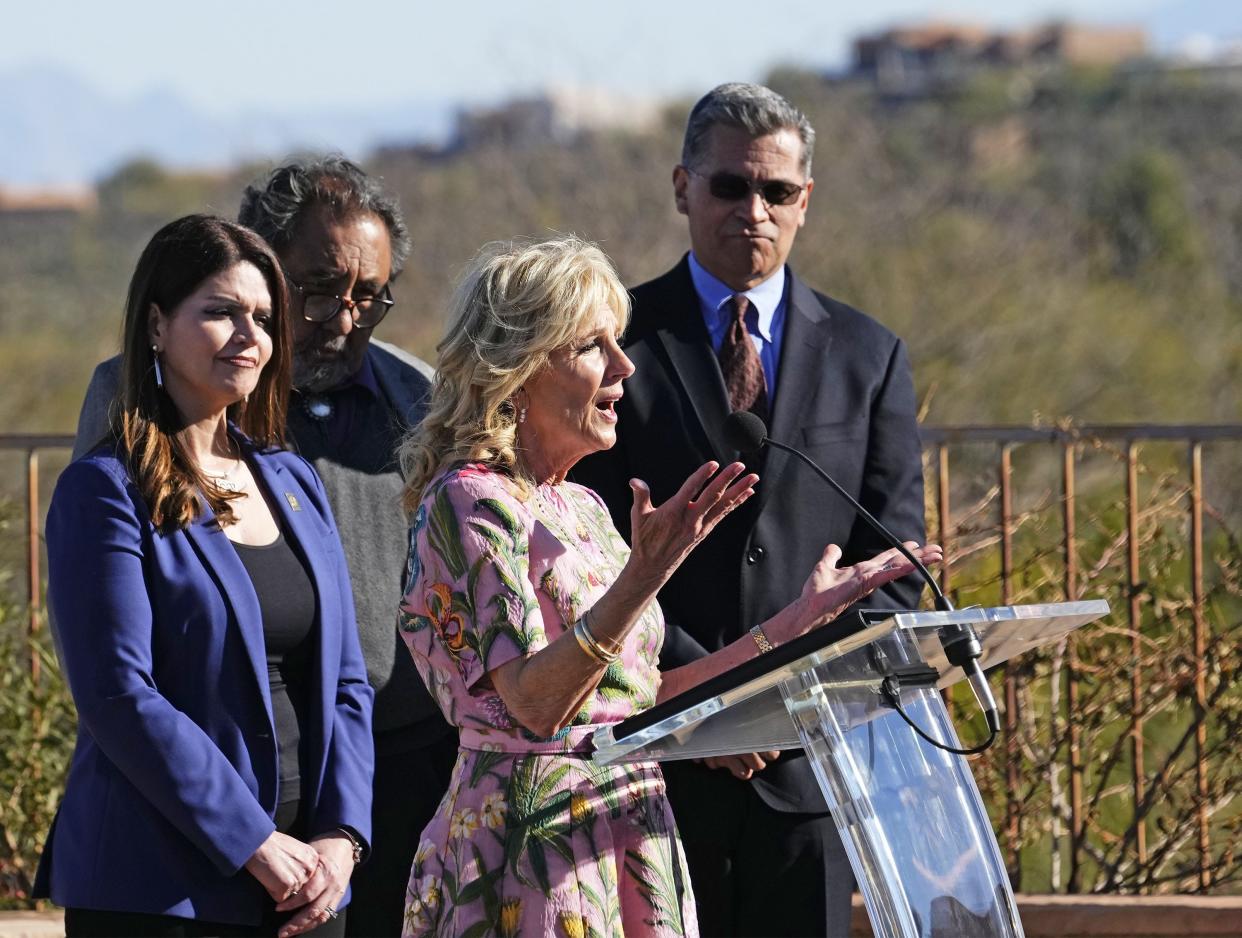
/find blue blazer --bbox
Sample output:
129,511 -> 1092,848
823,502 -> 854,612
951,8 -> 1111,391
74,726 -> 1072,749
34,438 -> 375,925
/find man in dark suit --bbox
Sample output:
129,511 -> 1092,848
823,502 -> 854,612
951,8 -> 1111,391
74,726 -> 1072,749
574,83 -> 926,936
71,157 -> 456,937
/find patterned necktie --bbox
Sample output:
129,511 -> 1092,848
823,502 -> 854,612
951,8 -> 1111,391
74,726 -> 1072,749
718,294 -> 769,422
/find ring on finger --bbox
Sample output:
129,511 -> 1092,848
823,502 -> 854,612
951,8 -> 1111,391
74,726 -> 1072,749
326,906 -> 339,920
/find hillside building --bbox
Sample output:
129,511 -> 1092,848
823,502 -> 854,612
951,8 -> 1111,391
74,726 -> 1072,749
854,21 -> 1149,95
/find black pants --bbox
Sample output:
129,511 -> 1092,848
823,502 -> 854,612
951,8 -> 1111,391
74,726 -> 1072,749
664,760 -> 854,938
344,731 -> 458,938
64,906 -> 346,938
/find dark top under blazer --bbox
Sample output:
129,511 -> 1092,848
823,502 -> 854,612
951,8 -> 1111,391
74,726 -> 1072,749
574,257 -> 926,811
34,439 -> 375,925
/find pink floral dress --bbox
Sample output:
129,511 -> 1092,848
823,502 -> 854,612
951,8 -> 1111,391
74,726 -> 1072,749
398,464 -> 698,938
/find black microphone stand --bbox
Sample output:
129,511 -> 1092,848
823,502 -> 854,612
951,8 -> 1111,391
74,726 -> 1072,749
730,414 -> 1001,753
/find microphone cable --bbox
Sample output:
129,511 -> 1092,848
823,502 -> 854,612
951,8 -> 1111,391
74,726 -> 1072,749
879,674 -> 999,757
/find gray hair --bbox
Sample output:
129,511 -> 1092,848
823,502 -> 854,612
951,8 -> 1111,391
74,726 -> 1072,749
681,83 -> 815,178
237,155 -> 412,278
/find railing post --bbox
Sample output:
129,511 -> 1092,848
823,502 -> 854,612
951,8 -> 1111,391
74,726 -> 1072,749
1189,442 -> 1211,890
1047,439 -> 1081,894
936,445 -> 955,712
937,444 -> 951,598
999,443 -> 1021,887
1126,442 -> 1147,883
1063,442 -> 1084,894
27,447 -> 41,684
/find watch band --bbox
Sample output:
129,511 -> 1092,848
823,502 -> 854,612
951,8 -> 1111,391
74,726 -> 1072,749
750,623 -> 774,654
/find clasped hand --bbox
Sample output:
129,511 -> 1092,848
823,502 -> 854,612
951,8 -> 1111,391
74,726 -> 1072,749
246,829 -> 356,937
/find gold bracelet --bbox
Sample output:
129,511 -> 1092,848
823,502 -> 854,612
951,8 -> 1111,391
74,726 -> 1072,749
579,612 -> 622,661
572,620 -> 608,663
750,623 -> 774,654
573,619 -> 618,664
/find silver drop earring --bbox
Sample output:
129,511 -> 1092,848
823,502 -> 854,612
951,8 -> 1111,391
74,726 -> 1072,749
518,404 -> 527,424
151,345 -> 164,389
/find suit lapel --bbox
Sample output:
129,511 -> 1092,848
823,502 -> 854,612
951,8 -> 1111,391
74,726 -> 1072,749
648,260 -> 733,464
183,498 -> 274,730
752,272 -> 833,517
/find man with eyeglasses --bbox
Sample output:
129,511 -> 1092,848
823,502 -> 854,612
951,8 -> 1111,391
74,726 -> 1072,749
71,157 -> 456,937
574,83 -> 926,936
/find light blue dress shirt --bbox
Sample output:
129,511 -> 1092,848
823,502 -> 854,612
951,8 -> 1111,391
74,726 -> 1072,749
688,252 -> 787,394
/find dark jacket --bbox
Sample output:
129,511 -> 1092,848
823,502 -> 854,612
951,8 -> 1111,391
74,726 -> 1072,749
574,257 -> 926,811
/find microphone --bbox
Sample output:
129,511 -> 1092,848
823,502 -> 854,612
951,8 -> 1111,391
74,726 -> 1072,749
722,411 -> 1000,735
724,411 -> 949,610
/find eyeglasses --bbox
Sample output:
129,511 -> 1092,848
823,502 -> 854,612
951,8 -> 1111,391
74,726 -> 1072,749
288,279 -> 395,329
687,169 -> 806,207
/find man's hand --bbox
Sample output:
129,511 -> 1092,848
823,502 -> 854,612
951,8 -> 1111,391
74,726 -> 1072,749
702,750 -> 781,781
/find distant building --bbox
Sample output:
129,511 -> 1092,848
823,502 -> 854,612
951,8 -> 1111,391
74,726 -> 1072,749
854,20 -> 1149,95
451,86 -> 663,150
1148,36 -> 1242,90
0,184 -> 96,219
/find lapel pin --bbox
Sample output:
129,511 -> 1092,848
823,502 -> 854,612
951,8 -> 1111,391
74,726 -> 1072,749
284,493 -> 302,512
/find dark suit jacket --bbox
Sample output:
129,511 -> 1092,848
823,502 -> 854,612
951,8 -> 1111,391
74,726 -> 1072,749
574,257 -> 926,812
34,439 -> 375,925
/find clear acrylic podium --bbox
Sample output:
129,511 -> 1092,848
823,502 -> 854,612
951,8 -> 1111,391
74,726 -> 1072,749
592,601 -> 1110,938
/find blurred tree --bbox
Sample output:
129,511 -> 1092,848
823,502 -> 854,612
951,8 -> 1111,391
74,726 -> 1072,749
1090,149 -> 1204,277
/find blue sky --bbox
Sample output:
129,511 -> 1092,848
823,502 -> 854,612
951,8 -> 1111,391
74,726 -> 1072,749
4,0 -> 1226,115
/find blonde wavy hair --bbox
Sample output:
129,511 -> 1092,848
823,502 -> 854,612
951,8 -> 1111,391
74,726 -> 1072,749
399,236 -> 630,512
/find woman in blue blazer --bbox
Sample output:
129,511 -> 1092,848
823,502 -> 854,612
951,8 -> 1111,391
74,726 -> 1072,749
36,215 -> 374,937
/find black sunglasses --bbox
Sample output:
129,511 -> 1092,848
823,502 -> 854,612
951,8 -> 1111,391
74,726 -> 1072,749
688,169 -> 806,207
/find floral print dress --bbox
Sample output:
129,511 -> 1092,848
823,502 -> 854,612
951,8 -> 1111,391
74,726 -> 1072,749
398,464 -> 698,938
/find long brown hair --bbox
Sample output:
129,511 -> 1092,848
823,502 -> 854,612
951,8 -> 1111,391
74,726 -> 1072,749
115,214 -> 291,532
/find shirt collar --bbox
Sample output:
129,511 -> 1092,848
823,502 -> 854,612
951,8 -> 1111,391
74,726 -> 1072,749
688,252 -> 786,342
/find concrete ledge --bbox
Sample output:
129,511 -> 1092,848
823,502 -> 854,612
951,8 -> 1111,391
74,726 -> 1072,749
850,894 -> 1242,937
0,911 -> 62,938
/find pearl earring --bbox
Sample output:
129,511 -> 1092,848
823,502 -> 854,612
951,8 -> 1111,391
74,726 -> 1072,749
151,345 -> 164,389
518,404 -> 527,424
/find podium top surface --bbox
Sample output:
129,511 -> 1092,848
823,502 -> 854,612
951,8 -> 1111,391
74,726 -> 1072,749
593,600 -> 1109,765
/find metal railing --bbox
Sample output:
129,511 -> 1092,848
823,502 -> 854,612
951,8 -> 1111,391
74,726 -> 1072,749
5,424 -> 1241,894
922,424 -> 1242,894
1,433 -> 73,685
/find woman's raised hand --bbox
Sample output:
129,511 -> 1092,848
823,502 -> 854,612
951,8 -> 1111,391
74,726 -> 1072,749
627,462 -> 759,588
768,541 -> 944,644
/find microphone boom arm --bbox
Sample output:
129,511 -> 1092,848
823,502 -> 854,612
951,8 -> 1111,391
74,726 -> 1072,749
761,435 -> 953,612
